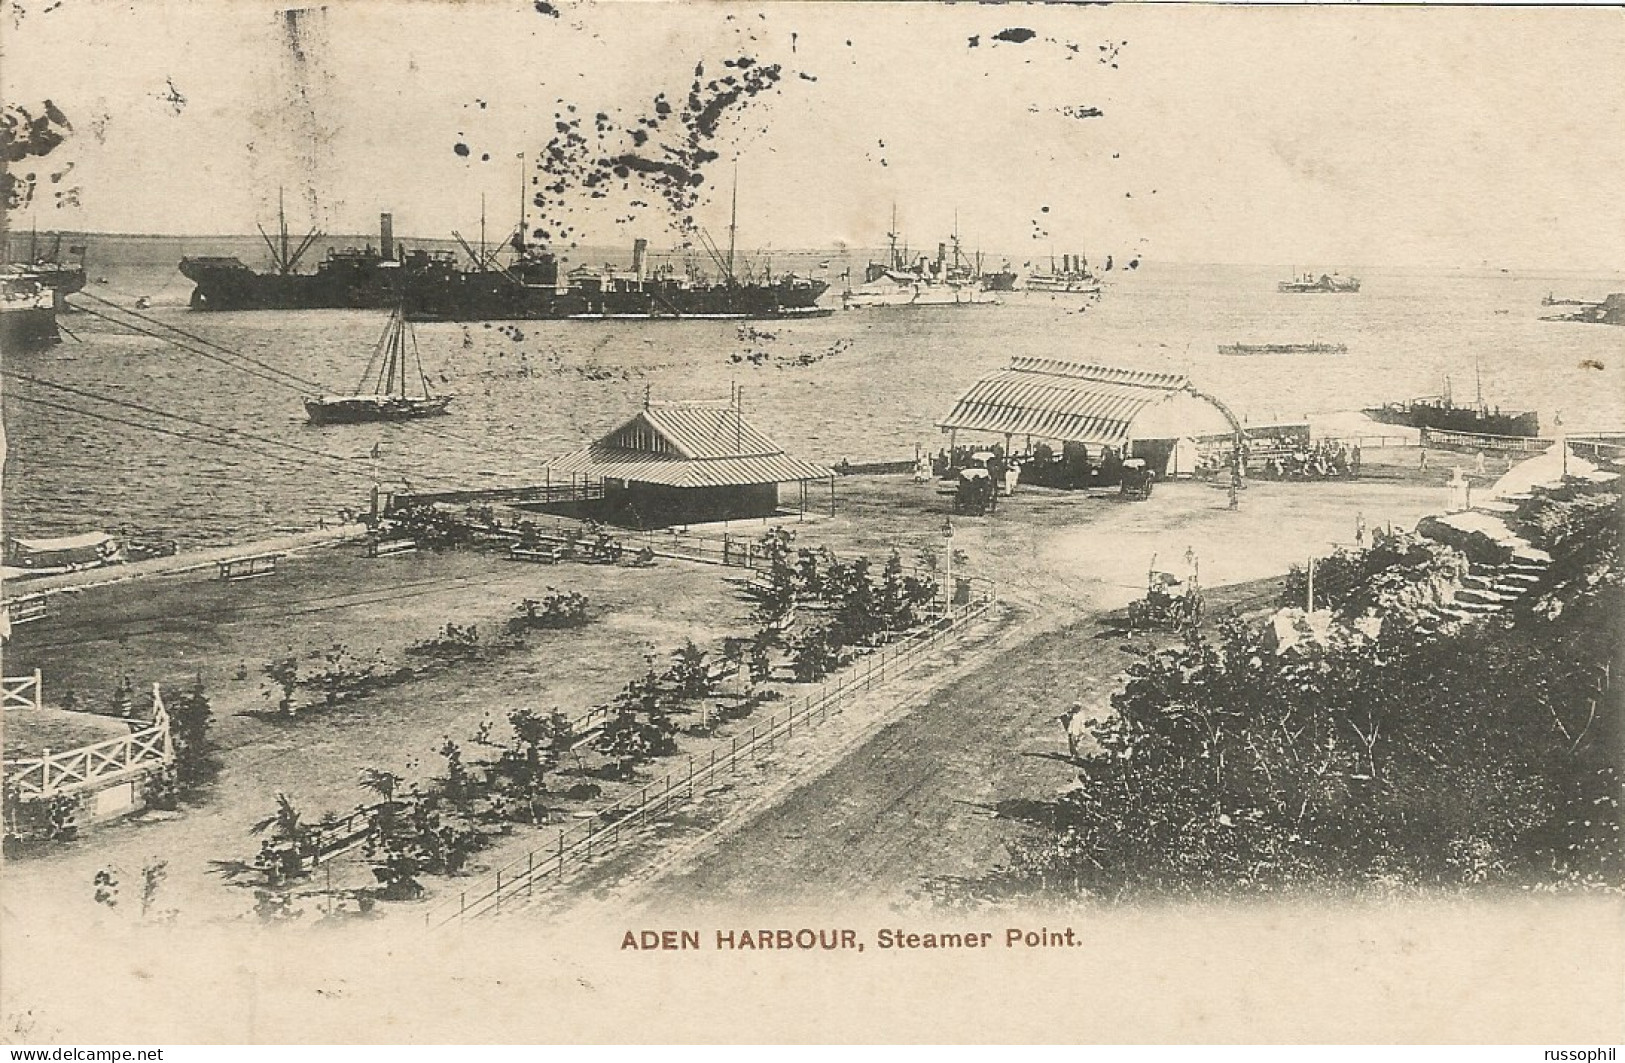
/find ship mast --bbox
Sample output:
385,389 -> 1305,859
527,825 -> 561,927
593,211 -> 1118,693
279,189 -> 289,275
516,152 -> 527,255
887,203 -> 899,270
726,165 -> 738,286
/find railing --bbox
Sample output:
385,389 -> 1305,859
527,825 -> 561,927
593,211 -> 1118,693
423,591 -> 996,928
834,459 -> 918,476
1421,428 -> 1555,453
1568,436 -> 1625,460
387,481 -> 606,514
3,683 -> 173,798
2,671 -> 43,711
217,553 -> 281,581
4,594 -> 50,628
366,538 -> 418,558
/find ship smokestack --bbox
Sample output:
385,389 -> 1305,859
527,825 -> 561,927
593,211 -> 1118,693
632,238 -> 648,281
937,242 -> 946,272
380,213 -> 394,261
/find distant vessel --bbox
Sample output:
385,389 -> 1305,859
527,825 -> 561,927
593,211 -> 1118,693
842,209 -> 997,309
1278,271 -> 1361,294
417,175 -> 828,321
304,304 -> 451,425
186,180 -> 828,321
1023,252 -> 1101,294
4,228 -> 88,309
1219,342 -> 1347,356
1543,293 -> 1624,327
1364,370 -> 1538,437
0,275 -> 59,351
980,265 -> 1018,292
180,198 -> 458,311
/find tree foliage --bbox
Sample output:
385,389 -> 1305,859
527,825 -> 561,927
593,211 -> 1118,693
968,485 -> 1622,902
1280,530 -> 1468,620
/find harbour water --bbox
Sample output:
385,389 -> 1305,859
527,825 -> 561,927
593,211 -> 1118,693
4,238 -> 1622,549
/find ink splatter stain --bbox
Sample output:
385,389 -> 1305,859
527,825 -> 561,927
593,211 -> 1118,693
993,28 -> 1037,44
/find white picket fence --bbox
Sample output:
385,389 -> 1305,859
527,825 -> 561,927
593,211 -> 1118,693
3,679 -> 173,799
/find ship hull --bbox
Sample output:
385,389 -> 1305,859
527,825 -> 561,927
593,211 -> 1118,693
304,395 -> 452,425
1022,276 -> 1101,294
406,278 -> 830,322
0,304 -> 60,351
1363,402 -> 1539,437
181,260 -> 411,311
842,282 -> 996,309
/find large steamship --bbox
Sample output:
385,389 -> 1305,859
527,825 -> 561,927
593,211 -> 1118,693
179,189 -> 828,321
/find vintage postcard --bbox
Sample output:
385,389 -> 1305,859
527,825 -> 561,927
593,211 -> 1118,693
1,0 -> 1621,1045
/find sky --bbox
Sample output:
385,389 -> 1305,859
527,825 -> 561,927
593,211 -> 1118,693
3,0 -> 1623,269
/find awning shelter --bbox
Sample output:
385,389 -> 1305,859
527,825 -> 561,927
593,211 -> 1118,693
6,532 -> 122,569
937,357 -> 1238,456
546,401 -> 834,527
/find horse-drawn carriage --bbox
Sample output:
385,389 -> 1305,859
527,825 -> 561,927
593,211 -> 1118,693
1126,570 -> 1205,631
954,468 -> 998,516
1119,458 -> 1156,501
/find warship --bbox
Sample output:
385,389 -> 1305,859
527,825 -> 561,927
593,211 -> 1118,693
842,210 -> 997,309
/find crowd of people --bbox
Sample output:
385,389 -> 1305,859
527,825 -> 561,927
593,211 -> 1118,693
1255,439 -> 1362,480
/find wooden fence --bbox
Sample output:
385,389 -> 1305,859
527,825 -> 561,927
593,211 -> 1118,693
386,480 -> 606,514
1420,428 -> 1555,453
423,590 -> 996,928
490,515 -> 996,600
5,594 -> 50,628
217,553 -> 281,581
834,459 -> 918,476
4,682 -> 173,799
1568,436 -> 1625,460
2,671 -> 43,711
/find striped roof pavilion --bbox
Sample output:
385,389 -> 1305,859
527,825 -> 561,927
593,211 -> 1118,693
547,402 -> 833,489
937,357 -> 1200,447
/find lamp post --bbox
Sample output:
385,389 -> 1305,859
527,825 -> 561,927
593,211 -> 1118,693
941,515 -> 955,613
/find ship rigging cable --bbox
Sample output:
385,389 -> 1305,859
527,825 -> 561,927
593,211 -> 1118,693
3,373 -> 467,489
66,294 -> 324,392
6,392 -> 375,482
66,291 -> 514,455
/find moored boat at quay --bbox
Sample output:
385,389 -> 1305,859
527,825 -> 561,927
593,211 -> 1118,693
0,276 -> 59,351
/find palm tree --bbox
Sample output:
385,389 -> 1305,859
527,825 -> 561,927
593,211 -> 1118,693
249,793 -> 313,885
